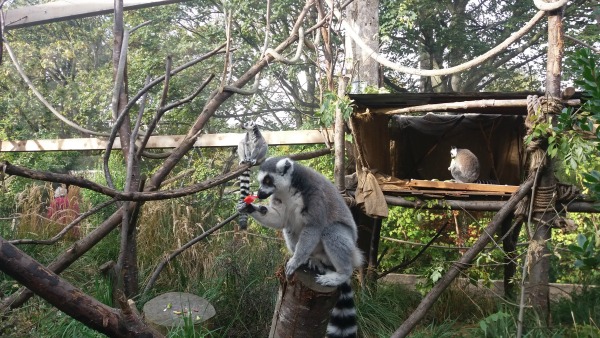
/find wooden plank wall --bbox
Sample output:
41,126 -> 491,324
0,130 -> 332,152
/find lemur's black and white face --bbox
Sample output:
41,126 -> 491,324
256,158 -> 294,199
450,146 -> 458,158
242,120 -> 256,131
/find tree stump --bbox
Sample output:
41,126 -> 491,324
143,292 -> 215,335
269,266 -> 339,338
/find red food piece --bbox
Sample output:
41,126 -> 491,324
243,195 -> 258,204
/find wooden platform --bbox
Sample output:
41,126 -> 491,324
378,177 -> 518,198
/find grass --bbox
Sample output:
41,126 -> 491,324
2,184 -> 600,337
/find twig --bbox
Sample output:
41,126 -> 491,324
378,221 -> 450,279
565,35 -> 600,54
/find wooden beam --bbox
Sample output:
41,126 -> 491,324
0,130 -> 331,152
373,98 -> 580,115
4,0 -> 189,30
378,178 -> 518,195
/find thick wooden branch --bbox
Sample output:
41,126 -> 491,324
0,236 -> 163,337
1,146 -> 332,202
377,98 -> 580,115
385,195 -> 600,213
0,203 -> 133,313
0,161 -> 251,201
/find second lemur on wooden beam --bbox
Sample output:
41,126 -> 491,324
237,121 -> 268,230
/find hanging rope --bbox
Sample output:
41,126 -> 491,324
515,95 -> 565,227
524,95 -> 563,169
517,94 -> 580,232
531,184 -> 556,212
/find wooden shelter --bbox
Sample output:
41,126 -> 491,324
346,91 -> 588,307
347,92 -> 580,205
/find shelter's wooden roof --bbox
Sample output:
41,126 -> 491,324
349,91 -> 582,116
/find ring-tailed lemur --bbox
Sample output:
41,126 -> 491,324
237,121 -> 268,230
448,146 -> 480,183
238,157 -> 363,338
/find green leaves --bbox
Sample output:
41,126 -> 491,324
583,170 -> 600,199
478,310 -> 513,337
568,233 -> 600,270
572,49 -> 600,121
315,92 -> 354,126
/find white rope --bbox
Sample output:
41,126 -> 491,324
325,0 -> 564,77
264,27 -> 305,64
533,0 -> 568,11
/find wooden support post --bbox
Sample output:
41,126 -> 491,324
269,267 -> 338,338
528,2 -> 565,323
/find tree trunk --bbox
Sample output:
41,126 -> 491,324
0,236 -> 163,338
112,0 -> 141,300
344,0 -> 381,286
345,0 -> 380,93
269,267 -> 338,338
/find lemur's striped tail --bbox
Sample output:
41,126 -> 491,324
326,281 -> 357,338
238,168 -> 251,230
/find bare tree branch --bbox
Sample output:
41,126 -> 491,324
0,160 -> 251,201
565,34 -> 600,53
0,236 -> 163,337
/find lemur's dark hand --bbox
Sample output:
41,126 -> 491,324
237,201 -> 267,215
237,201 -> 255,213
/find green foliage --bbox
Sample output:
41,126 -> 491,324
568,233 -> 600,272
380,205 -> 457,274
571,49 -> 600,117
415,264 -> 445,295
525,48 -> 600,188
356,283 -> 421,337
477,310 -> 513,338
553,287 -> 600,330
315,91 -> 354,126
